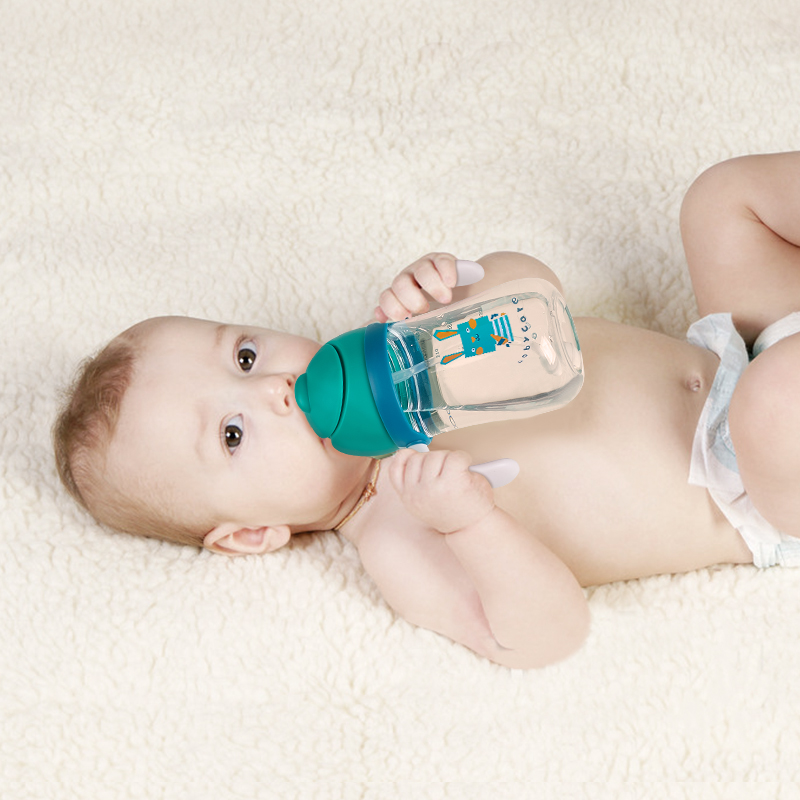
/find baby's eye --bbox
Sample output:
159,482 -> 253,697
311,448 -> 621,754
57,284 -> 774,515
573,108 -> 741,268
223,415 -> 244,453
237,341 -> 258,372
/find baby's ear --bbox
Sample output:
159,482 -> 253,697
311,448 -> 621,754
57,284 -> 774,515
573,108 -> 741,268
203,523 -> 291,556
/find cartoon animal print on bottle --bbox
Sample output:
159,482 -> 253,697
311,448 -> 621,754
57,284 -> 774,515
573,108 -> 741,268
434,313 -> 513,365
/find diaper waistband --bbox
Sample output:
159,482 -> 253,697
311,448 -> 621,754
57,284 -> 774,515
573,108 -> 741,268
752,311 -> 800,357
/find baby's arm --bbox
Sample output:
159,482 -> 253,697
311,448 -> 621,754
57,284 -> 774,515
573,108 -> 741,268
358,251 -> 587,668
681,151 -> 800,344
367,448 -> 589,669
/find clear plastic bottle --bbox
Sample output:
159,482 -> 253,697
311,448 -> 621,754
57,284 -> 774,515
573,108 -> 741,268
385,276 -> 583,438
295,264 -> 583,488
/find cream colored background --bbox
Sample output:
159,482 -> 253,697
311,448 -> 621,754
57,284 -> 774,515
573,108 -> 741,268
2,0 -> 800,796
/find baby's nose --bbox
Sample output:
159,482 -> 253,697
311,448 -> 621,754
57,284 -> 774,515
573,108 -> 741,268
261,373 -> 296,414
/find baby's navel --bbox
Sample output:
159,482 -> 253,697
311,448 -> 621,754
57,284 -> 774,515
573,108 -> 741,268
686,375 -> 702,392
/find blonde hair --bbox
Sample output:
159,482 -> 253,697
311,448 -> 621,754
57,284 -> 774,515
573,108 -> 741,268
53,327 -> 210,547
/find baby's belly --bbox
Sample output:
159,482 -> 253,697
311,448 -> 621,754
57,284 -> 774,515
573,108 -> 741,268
432,317 -> 752,585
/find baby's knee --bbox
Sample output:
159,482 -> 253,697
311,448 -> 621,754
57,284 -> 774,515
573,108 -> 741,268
729,333 -> 800,534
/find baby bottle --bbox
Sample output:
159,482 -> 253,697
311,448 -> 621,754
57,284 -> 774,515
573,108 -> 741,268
295,261 -> 583,486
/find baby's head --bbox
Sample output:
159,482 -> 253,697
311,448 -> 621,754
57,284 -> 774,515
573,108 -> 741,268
54,316 -> 364,552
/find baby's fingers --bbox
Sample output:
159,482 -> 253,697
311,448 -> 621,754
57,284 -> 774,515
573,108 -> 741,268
376,253 -> 458,321
376,285 -> 413,322
438,449 -> 474,480
411,254 -> 457,306
387,270 -> 435,317
387,447 -> 417,492
388,447 -> 442,493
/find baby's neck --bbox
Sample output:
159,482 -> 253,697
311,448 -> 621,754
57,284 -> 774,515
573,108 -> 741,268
327,458 -> 382,534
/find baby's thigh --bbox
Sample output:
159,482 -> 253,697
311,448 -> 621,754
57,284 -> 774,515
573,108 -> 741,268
729,332 -> 800,537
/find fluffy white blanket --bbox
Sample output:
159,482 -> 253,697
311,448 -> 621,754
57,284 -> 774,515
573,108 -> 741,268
3,0 -> 800,794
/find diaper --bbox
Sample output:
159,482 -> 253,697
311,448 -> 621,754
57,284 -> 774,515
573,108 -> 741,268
687,312 -> 800,567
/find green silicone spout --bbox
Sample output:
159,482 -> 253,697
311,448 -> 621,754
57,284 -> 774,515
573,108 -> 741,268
294,326 -> 401,458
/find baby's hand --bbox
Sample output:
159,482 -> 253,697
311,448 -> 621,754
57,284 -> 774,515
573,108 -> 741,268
374,253 -> 459,322
388,448 -> 495,534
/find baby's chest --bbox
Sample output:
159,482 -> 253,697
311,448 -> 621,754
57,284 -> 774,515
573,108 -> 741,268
431,336 -> 722,582
436,394 -> 694,521
436,341 -> 702,480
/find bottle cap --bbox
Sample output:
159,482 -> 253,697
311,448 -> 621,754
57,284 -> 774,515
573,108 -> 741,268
295,327 -> 400,457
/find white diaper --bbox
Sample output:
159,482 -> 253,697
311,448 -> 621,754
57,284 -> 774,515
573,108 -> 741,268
687,312 -> 800,568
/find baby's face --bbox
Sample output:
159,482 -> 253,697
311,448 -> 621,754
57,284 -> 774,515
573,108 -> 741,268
105,317 -> 364,534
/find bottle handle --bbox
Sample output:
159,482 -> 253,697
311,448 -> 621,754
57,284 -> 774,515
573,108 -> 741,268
454,260 -> 485,287
407,444 -> 519,488
468,458 -> 520,488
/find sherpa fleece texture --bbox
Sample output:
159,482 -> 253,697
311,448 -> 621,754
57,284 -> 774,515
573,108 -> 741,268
2,0 -> 800,796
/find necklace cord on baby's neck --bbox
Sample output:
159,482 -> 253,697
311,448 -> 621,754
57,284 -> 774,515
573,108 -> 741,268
332,459 -> 381,531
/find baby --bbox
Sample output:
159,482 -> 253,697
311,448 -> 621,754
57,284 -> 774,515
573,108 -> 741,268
54,152 -> 800,669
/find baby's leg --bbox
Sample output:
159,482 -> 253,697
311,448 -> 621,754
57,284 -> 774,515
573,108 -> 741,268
681,152 -> 800,345
729,331 -> 800,538
684,153 -> 800,537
